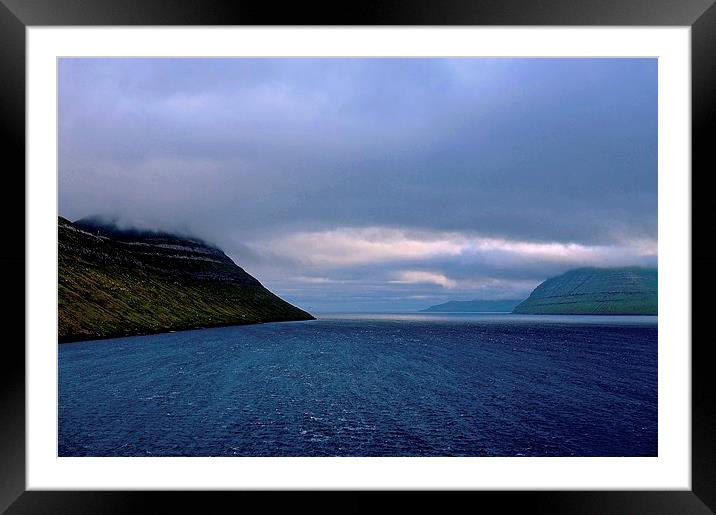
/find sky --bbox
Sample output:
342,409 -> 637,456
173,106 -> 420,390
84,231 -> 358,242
58,58 -> 657,312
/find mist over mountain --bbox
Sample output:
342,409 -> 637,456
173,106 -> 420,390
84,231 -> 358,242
59,217 -> 313,342
59,58 -> 657,311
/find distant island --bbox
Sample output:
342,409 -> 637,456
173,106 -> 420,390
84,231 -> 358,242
513,267 -> 657,315
421,299 -> 523,313
58,216 -> 314,342
423,267 -> 657,316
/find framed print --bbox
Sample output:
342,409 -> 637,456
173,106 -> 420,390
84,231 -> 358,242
2,0 -> 715,512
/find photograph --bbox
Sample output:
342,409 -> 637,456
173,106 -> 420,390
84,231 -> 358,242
57,57 -> 658,458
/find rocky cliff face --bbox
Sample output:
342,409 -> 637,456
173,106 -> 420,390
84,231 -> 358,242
59,216 -> 314,342
513,267 -> 657,315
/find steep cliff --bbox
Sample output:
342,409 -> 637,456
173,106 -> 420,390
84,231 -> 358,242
59,216 -> 314,342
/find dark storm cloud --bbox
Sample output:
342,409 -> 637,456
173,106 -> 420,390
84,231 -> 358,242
59,58 -> 657,311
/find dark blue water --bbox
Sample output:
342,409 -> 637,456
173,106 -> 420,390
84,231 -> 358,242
59,313 -> 657,457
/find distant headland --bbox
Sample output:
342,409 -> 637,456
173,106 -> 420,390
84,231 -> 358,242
513,267 -> 657,315
420,299 -> 522,313
422,267 -> 657,316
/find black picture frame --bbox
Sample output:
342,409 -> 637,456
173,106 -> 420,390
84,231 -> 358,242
1,1 -> 713,512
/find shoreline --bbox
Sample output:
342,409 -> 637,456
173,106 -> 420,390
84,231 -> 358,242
58,315 -> 316,344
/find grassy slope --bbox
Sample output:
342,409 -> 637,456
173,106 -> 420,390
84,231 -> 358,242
59,217 -> 314,342
513,267 -> 657,315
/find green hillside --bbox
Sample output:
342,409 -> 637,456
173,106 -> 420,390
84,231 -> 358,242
58,216 -> 314,342
513,267 -> 657,315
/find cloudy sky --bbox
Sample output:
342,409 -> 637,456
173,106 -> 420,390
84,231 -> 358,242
59,58 -> 657,312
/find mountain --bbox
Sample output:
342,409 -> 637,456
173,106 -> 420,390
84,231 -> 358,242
421,299 -> 523,313
512,267 -> 657,315
58,216 -> 314,342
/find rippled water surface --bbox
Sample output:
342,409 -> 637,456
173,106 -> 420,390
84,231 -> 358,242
59,313 -> 657,456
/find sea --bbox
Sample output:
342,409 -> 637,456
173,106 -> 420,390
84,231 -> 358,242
58,313 -> 658,457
